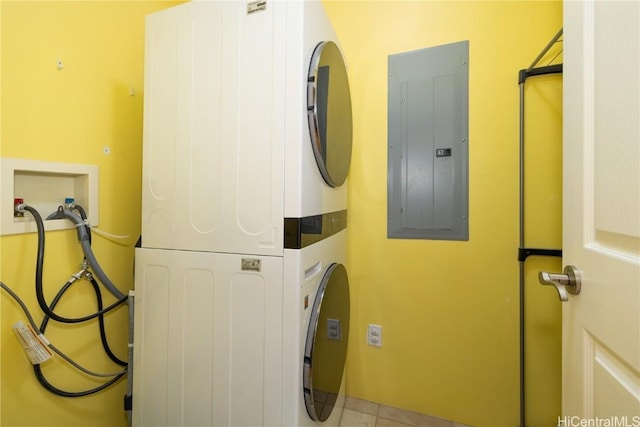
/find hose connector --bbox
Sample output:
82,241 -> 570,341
14,199 -> 26,217
65,198 -> 76,210
47,207 -> 90,242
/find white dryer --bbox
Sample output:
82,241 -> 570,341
139,0 -> 351,256
284,1 -> 352,220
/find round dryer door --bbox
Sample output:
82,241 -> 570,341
303,263 -> 350,422
307,41 -> 353,188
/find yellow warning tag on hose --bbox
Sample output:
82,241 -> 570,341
12,321 -> 54,365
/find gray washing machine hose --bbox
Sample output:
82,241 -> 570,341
47,207 -> 126,301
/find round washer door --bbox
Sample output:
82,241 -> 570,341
303,263 -> 350,421
307,41 -> 353,188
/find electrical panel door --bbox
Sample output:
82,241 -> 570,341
388,41 -> 469,241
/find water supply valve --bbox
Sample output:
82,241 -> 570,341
14,198 -> 25,217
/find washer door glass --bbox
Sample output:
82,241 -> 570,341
307,41 -> 353,188
303,263 -> 350,421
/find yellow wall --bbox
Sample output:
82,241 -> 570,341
0,1 -> 3,424
0,2 -> 182,426
1,1 -> 562,426
322,1 -> 562,426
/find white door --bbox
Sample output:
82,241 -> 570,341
561,0 -> 640,421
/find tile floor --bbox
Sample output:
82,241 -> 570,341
338,397 -> 472,427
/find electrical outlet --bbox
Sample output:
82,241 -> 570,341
367,324 -> 382,347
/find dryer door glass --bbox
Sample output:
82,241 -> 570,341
303,263 -> 350,421
307,41 -> 353,188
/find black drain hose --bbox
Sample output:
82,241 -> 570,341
16,204 -> 127,397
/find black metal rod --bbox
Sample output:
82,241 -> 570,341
519,64 -> 563,84
527,28 -> 563,71
518,79 -> 526,427
517,28 -> 563,427
518,248 -> 563,262
519,261 -> 526,427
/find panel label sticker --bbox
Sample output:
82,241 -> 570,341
241,258 -> 261,272
436,148 -> 452,157
247,1 -> 266,14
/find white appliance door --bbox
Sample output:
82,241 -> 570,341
132,248 -> 283,427
141,1 -> 285,256
561,0 -> 640,419
303,262 -> 350,422
306,40 -> 353,188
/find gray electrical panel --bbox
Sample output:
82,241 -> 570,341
387,41 -> 469,240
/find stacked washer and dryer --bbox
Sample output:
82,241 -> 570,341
132,1 -> 352,426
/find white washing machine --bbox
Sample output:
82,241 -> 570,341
134,233 -> 350,427
134,1 -> 352,425
283,230 -> 350,426
133,247 -> 285,426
